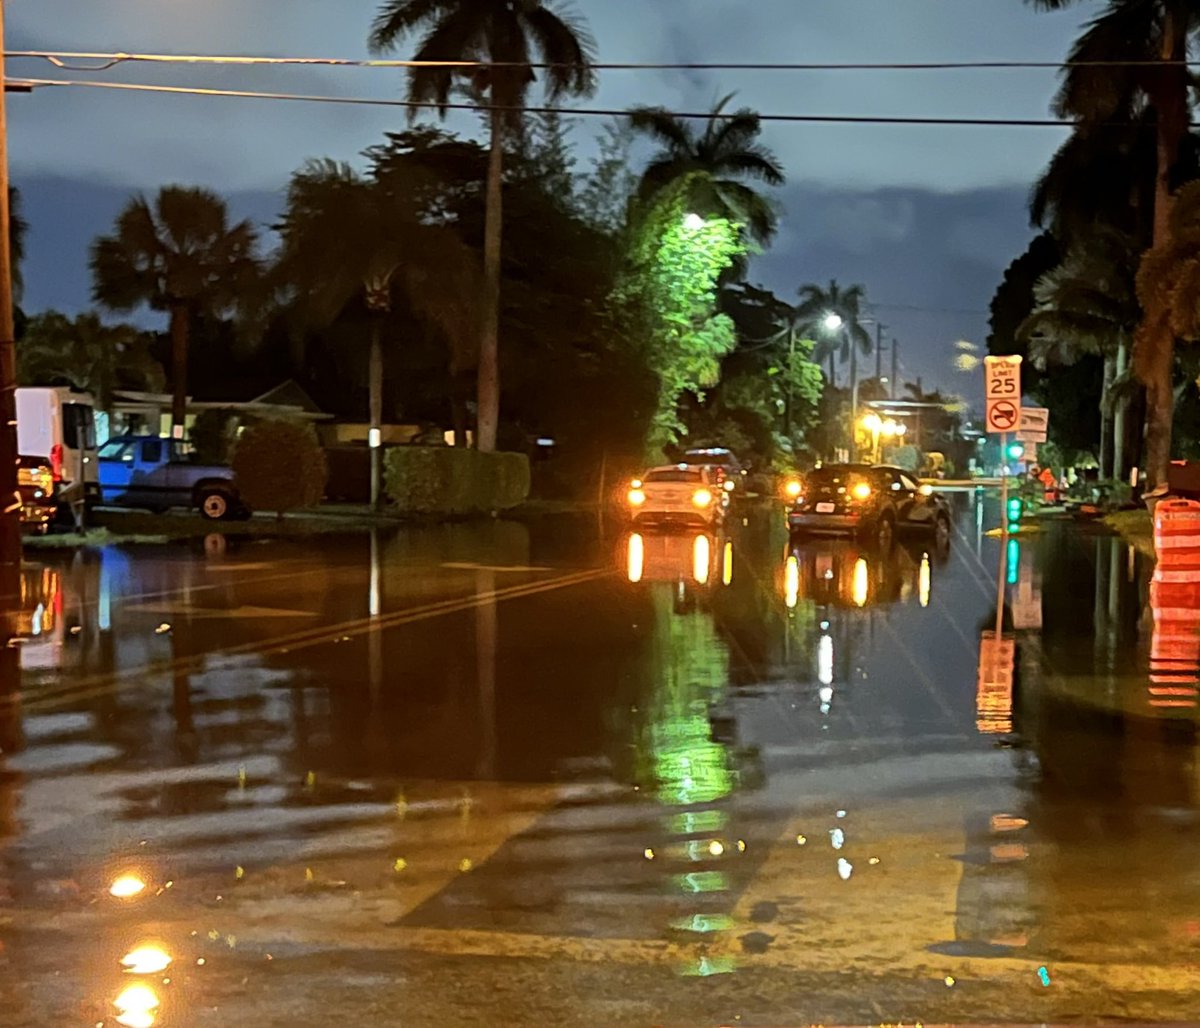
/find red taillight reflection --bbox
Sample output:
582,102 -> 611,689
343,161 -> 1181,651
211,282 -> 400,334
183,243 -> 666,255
49,443 -> 63,482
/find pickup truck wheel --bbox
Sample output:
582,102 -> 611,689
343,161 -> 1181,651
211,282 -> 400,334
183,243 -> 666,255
199,490 -> 233,521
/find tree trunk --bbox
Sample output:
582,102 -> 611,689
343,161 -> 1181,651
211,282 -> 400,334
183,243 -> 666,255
1140,11 -> 1189,495
1099,352 -> 1114,480
369,316 -> 383,510
827,352 -> 836,388
476,108 -> 504,454
169,301 -> 189,437
1112,339 -> 1129,484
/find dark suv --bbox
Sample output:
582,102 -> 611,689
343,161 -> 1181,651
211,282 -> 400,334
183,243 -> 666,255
786,464 -> 951,548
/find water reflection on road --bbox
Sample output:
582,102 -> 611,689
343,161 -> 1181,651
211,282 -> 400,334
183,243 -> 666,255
2,499 -> 1200,1021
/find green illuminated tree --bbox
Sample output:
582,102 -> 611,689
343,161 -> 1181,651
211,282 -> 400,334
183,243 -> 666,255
90,186 -> 261,435
615,178 -> 748,458
369,0 -> 597,453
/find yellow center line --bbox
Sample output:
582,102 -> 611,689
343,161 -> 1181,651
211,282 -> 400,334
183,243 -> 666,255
21,568 -> 613,713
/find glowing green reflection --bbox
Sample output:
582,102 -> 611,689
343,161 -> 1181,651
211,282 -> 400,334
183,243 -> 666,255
671,913 -> 736,934
681,955 -> 737,977
675,870 -> 728,894
666,809 -> 727,835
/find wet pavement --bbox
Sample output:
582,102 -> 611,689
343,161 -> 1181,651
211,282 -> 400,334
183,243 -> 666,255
1,498 -> 1198,1025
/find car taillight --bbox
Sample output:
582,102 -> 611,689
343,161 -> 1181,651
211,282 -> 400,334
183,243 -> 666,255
850,482 -> 872,502
49,444 -> 63,482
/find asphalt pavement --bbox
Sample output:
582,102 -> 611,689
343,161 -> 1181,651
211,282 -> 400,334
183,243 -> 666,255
0,500 -> 1197,1026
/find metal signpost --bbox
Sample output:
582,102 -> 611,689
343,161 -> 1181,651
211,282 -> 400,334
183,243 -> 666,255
983,356 -> 1023,691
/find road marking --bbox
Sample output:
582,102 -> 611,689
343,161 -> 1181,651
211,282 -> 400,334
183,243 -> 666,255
121,603 -> 320,619
20,568 -> 613,713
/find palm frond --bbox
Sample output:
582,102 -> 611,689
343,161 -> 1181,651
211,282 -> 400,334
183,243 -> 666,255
522,2 -> 597,100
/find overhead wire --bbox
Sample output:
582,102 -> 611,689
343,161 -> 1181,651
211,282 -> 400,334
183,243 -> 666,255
10,50 -> 1200,71
9,77 -> 1123,127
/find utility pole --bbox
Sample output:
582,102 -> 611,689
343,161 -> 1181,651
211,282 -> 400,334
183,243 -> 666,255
0,1 -> 22,608
890,337 -> 899,400
875,323 -> 886,382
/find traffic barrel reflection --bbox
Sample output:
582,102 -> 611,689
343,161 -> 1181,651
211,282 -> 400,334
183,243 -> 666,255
1149,578 -> 1200,709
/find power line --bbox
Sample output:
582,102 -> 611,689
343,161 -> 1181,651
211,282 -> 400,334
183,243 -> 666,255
13,77 -> 1111,127
11,50 -> 1200,72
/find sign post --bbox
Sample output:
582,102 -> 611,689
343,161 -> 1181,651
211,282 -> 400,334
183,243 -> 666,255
984,356 -> 1023,645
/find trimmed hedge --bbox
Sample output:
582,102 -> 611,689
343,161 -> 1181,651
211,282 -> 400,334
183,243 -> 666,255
384,447 -> 530,515
232,420 -> 328,517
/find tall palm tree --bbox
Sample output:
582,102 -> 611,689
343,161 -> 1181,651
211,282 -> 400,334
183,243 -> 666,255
794,280 -> 873,455
17,310 -> 165,411
369,0 -> 597,453
1027,0 -> 1198,494
1018,231 -> 1139,478
628,94 -> 785,245
90,186 -> 260,435
274,159 -> 479,506
794,280 -> 873,387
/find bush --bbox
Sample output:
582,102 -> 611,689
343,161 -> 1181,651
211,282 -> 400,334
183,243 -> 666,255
384,447 -> 530,515
190,409 -> 238,465
232,420 -> 328,517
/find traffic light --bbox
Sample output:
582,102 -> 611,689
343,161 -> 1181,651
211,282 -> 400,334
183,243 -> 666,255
1005,441 -> 1025,461
1006,496 -> 1024,533
1007,538 -> 1020,585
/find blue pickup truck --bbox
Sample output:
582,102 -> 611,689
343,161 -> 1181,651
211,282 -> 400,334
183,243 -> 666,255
97,435 -> 245,519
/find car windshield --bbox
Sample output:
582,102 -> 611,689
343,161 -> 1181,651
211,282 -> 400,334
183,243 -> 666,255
645,469 -> 703,483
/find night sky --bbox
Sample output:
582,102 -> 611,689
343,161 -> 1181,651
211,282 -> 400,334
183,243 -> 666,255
8,0 -> 1090,401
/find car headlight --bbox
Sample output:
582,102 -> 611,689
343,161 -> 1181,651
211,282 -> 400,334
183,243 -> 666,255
851,482 -> 872,501
919,483 -> 934,497
628,488 -> 646,507
692,489 -> 714,508
723,479 -> 736,492
784,479 -> 803,499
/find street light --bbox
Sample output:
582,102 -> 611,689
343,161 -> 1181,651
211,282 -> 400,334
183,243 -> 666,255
823,312 -> 844,333
860,413 -> 906,463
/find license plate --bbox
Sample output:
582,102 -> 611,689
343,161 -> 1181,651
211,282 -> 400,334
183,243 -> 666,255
816,502 -> 836,514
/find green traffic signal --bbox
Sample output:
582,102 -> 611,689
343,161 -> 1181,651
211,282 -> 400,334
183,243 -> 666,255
1006,496 -> 1023,526
1005,441 -> 1025,461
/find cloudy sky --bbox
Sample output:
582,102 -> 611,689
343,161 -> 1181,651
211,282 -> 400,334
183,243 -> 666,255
7,0 -> 1090,399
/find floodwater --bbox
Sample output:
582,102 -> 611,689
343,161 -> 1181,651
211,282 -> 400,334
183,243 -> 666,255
0,496 -> 1197,1026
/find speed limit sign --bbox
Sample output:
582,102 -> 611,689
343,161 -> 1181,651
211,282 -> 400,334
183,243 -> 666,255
984,355 -> 1022,434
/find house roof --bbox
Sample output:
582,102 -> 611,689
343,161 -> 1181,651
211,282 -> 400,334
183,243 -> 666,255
251,380 -> 324,414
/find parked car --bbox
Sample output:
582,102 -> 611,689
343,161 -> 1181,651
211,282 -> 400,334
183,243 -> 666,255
626,465 -> 728,528
17,455 -> 57,533
98,435 -> 246,520
681,447 -> 746,493
785,463 -> 951,548
15,387 -> 100,508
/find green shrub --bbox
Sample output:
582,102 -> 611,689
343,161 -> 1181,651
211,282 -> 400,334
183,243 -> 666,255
384,447 -> 530,515
232,420 -> 328,517
190,408 -> 238,465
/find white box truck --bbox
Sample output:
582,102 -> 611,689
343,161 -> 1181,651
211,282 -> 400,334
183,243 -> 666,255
15,387 -> 100,506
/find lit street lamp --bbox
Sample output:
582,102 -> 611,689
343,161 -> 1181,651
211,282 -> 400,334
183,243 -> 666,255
861,412 -> 906,464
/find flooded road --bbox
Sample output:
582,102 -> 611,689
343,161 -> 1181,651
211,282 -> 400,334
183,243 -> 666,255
1,497 -> 1197,1025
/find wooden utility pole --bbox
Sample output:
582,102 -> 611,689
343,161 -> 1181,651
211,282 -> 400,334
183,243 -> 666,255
0,1 -> 22,607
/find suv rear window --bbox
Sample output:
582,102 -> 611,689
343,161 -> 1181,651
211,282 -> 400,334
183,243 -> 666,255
685,451 -> 733,465
646,469 -> 703,483
806,466 -> 879,488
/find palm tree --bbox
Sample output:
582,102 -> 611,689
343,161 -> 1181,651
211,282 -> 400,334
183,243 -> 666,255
1018,231 -> 1139,478
794,280 -> 873,387
90,186 -> 261,435
1027,0 -> 1198,494
628,94 -> 785,245
273,159 -> 479,506
794,280 -> 873,456
17,310 -> 165,410
369,0 -> 597,454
